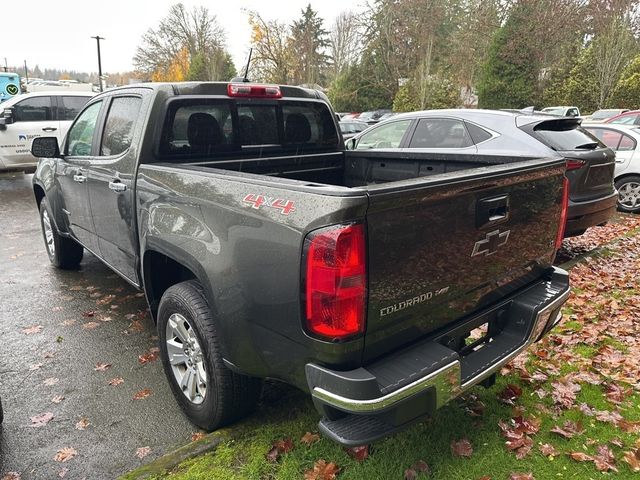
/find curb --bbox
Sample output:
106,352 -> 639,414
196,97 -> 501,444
119,430 -> 228,480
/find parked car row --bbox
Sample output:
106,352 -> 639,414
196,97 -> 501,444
343,109 -> 617,237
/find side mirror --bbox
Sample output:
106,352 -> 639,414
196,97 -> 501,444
0,108 -> 14,125
345,137 -> 357,150
32,137 -> 61,158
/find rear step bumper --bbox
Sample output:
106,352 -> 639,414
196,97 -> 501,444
306,267 -> 570,446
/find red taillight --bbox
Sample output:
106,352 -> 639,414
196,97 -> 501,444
227,83 -> 282,98
555,177 -> 570,249
304,223 -> 366,340
566,159 -> 585,170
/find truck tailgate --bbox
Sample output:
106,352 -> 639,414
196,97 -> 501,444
363,158 -> 565,361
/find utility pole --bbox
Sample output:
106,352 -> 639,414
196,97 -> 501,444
3,58 -> 7,72
23,60 -> 29,84
91,35 -> 105,92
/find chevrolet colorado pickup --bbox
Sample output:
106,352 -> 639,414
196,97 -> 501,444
31,82 -> 570,446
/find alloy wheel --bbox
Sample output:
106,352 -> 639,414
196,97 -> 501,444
165,313 -> 207,404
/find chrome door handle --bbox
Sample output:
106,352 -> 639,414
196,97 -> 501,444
73,174 -> 86,183
42,127 -> 57,132
108,181 -> 127,192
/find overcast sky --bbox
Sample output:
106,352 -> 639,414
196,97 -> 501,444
1,0 -> 364,75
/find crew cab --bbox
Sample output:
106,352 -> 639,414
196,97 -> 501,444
0,91 -> 92,172
31,82 -> 570,446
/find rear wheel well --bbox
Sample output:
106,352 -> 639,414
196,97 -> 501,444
34,184 -> 45,208
143,251 -> 197,321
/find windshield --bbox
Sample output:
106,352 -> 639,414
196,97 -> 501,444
159,98 -> 339,159
591,110 -> 619,120
534,122 -> 604,151
541,107 -> 564,115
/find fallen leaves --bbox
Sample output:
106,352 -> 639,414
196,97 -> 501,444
108,377 -> 124,386
497,416 -> 540,459
30,412 -> 54,428
568,445 -> 618,472
135,446 -> 151,459
138,347 -> 160,364
300,432 -> 320,445
303,460 -> 340,480
82,322 -> 100,330
266,438 -> 294,463
22,325 -> 43,335
1,473 -> 21,480
75,417 -> 90,430
550,420 -> 585,439
29,363 -> 43,371
132,388 -> 152,400
191,432 -> 206,442
451,438 -> 473,458
344,445 -> 369,462
623,448 -> 640,472
54,447 -> 77,462
51,395 -> 65,404
497,384 -> 522,406
539,443 -> 559,458
81,310 -> 95,318
43,377 -> 59,386
94,362 -> 112,372
404,460 -> 430,479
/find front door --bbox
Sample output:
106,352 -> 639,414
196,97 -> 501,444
86,94 -> 145,284
56,100 -> 104,252
0,95 -> 60,169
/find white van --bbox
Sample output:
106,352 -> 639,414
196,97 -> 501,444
0,91 -> 93,172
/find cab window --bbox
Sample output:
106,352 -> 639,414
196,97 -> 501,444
409,118 -> 473,148
66,101 -> 103,156
355,120 -> 412,150
13,96 -> 54,122
100,97 -> 142,156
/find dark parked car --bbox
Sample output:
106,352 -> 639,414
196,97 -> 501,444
31,83 -> 569,446
339,120 -> 368,140
346,109 -> 617,237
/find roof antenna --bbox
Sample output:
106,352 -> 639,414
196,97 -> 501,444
243,48 -> 252,82
231,48 -> 252,83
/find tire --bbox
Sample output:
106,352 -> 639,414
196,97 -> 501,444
39,201 -> 84,269
615,175 -> 640,213
157,280 -> 262,430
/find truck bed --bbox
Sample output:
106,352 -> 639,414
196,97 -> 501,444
177,150 -> 542,188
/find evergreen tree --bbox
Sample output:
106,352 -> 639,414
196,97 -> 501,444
477,2 -> 539,108
289,4 -> 331,86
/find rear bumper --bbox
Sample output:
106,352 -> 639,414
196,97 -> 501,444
306,267 -> 570,446
565,191 -> 617,237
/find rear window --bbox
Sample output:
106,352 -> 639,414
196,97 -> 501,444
159,99 -> 338,158
533,121 -> 603,151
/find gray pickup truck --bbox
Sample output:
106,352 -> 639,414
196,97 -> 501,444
31,82 -> 570,446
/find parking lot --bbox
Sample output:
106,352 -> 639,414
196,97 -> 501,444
0,173 -> 197,478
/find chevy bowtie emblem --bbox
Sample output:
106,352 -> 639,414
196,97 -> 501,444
471,229 -> 510,257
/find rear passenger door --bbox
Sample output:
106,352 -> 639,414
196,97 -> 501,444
86,92 -> 147,284
56,99 -> 105,252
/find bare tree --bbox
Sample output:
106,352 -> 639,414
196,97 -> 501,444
593,16 -> 638,107
133,3 -> 228,80
246,11 -> 293,83
329,11 -> 362,79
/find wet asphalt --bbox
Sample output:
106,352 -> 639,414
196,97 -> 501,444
0,173 -> 198,478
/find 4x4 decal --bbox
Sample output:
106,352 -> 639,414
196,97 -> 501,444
243,194 -> 296,215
